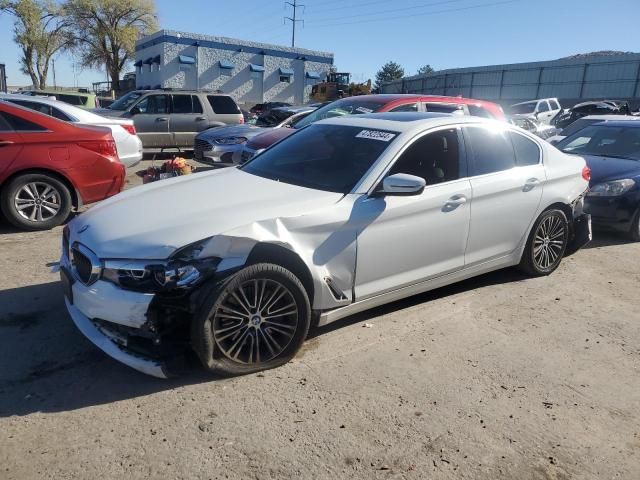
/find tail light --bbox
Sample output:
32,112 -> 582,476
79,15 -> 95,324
582,165 -> 591,182
239,115 -> 244,124
78,140 -> 118,159
121,124 -> 137,135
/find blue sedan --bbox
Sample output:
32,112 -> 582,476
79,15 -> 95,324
557,120 -> 640,241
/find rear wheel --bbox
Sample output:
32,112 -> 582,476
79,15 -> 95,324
519,209 -> 569,276
192,263 -> 311,376
0,173 -> 72,231
629,210 -> 640,242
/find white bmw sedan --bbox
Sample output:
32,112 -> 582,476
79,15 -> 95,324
60,113 -> 591,378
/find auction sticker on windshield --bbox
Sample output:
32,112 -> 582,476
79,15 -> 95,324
356,130 -> 397,142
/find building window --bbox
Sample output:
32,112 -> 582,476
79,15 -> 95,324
280,75 -> 291,83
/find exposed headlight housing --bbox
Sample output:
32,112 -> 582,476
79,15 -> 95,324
587,179 -> 636,197
101,238 -> 220,293
214,136 -> 247,145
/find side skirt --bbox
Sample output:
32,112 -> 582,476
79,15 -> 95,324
317,254 -> 517,327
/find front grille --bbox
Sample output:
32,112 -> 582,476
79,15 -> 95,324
194,139 -> 212,152
72,248 -> 93,284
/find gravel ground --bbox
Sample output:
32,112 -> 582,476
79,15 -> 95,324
0,160 -> 639,479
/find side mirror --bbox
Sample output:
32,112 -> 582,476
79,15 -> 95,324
377,173 -> 426,196
130,106 -> 140,115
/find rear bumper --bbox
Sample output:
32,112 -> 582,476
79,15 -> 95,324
566,213 -> 592,255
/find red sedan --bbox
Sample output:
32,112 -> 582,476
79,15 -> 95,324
0,101 -> 125,230
241,94 -> 506,162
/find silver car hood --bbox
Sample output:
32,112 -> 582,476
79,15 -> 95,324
196,124 -> 272,141
69,168 -> 343,259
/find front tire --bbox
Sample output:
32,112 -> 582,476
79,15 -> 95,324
192,263 -> 311,376
519,209 -> 569,276
0,173 -> 72,231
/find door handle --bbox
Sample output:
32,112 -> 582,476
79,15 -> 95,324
195,116 -> 207,121
0,140 -> 14,147
524,178 -> 541,191
446,194 -> 467,205
156,117 -> 168,122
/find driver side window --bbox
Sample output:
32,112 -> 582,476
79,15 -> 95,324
389,128 -> 461,185
133,94 -> 169,114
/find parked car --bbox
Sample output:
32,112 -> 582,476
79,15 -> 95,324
1,94 -> 143,168
194,106 -> 316,165
510,98 -> 562,125
249,102 -> 292,116
509,116 -> 559,140
241,94 -> 506,162
556,121 -> 640,240
546,114 -> 640,145
94,90 -> 243,150
60,112 -> 590,378
552,100 -> 632,130
0,101 -> 124,230
18,89 -> 100,109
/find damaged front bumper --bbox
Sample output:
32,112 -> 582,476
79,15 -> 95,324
566,193 -> 592,256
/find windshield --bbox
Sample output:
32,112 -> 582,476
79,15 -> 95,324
255,109 -> 294,127
557,124 -> 640,161
241,124 -> 398,193
109,91 -> 144,111
510,103 -> 537,115
292,98 -> 387,129
559,118 -> 599,137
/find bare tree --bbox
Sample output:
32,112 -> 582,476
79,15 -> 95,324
0,0 -> 73,89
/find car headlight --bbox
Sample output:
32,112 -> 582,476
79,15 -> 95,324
587,179 -> 636,197
101,238 -> 220,293
214,136 -> 247,145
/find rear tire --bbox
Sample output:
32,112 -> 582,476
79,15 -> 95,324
629,210 -> 640,242
0,173 -> 72,231
519,209 -> 569,276
192,263 -> 311,376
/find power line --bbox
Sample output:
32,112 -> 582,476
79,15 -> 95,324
285,0 -> 305,47
306,0 -> 522,28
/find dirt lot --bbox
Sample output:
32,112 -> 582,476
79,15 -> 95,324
1,160 -> 639,479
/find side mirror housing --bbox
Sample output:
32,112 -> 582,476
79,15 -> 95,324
130,106 -> 140,115
377,173 -> 426,196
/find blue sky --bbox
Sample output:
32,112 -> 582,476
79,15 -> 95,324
1,0 -> 639,88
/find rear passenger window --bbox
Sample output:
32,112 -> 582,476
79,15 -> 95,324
468,105 -> 492,119
537,101 -> 550,113
50,107 -> 72,121
2,112 -> 46,131
192,95 -> 203,114
207,95 -> 240,114
425,103 -> 464,114
509,132 -> 540,166
0,114 -> 12,131
12,100 -> 50,116
465,127 -> 515,175
172,95 -> 193,114
389,103 -> 418,112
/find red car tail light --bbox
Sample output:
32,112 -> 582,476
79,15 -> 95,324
121,124 -> 137,135
239,116 -> 244,124
78,140 -> 118,159
582,165 -> 591,182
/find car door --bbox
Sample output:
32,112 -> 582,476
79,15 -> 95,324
170,94 -> 206,147
536,100 -> 553,124
0,113 -> 24,176
354,127 -> 472,299
129,94 -> 170,148
462,125 -> 544,266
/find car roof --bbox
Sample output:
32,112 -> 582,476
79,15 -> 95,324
270,105 -> 315,114
133,89 -> 230,96
0,93 -> 117,124
592,120 -> 640,128
316,111 -> 495,132
582,114 -> 640,121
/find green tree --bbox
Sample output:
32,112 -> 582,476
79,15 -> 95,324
417,64 -> 435,76
64,0 -> 157,90
0,0 -> 73,89
374,61 -> 404,90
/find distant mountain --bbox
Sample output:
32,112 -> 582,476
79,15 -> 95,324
559,51 -> 638,60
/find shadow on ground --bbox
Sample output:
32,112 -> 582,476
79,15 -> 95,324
0,266 -> 527,418
583,230 -> 633,249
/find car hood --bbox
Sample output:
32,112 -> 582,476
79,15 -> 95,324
579,154 -> 640,184
69,168 -> 343,260
196,124 -> 269,141
246,127 -> 295,149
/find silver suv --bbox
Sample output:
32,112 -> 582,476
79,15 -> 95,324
94,89 -> 243,150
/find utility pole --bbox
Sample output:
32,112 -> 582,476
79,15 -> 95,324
285,0 -> 304,48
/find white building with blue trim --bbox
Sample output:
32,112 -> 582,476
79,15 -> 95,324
134,30 -> 334,105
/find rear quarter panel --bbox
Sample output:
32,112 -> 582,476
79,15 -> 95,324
540,143 -> 588,208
